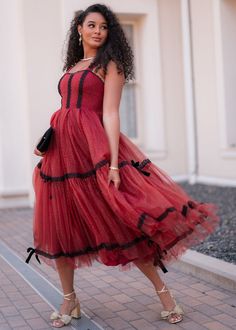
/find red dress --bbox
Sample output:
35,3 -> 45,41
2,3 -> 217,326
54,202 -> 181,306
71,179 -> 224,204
26,64 -> 219,272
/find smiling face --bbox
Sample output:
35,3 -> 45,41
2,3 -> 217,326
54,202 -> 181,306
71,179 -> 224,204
78,12 -> 108,50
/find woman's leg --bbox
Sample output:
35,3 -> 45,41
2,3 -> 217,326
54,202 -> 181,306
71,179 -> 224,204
133,259 -> 182,322
51,258 -> 81,327
55,257 -> 76,314
56,257 -> 74,294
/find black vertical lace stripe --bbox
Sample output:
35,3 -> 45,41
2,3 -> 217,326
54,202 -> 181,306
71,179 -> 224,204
66,74 -> 74,108
77,70 -> 90,109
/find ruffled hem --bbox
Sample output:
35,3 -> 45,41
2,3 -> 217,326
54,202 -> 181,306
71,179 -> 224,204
27,156 -> 220,273
27,106 -> 220,273
26,201 -> 219,273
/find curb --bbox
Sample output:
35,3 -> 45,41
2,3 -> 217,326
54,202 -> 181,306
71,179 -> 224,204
0,241 -> 104,330
172,250 -> 236,292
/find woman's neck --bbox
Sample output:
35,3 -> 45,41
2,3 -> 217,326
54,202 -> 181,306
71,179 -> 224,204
82,55 -> 95,60
83,53 -> 96,57
82,46 -> 97,59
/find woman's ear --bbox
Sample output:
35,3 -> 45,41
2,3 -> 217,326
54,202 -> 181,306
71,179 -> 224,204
77,25 -> 82,34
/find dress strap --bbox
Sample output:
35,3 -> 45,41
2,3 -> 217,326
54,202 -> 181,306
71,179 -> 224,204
65,66 -> 73,73
87,62 -> 97,73
88,62 -> 105,82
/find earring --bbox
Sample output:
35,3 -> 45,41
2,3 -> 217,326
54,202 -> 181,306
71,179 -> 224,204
79,33 -> 82,46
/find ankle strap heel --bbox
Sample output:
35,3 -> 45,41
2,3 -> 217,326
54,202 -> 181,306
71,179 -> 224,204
156,284 -> 184,324
64,290 -> 75,301
50,289 -> 81,327
156,284 -> 169,295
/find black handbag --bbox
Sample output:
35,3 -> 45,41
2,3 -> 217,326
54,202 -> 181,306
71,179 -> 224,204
36,126 -> 53,153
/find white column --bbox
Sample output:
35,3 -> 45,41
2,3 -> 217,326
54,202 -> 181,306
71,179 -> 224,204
140,4 -> 167,159
0,0 -> 31,207
21,0 -> 64,206
181,0 -> 197,183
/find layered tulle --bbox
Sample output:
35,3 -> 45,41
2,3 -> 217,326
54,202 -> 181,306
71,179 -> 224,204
28,68 -> 220,272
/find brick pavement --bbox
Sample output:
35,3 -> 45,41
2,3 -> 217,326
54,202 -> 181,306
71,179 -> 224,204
0,256 -> 54,330
0,208 -> 236,330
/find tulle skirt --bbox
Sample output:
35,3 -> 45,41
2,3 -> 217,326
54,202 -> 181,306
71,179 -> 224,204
29,107 -> 220,272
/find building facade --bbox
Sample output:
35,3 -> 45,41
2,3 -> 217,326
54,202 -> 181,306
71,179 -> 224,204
0,0 -> 236,208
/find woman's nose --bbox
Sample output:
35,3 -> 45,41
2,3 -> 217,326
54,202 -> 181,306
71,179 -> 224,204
95,26 -> 101,34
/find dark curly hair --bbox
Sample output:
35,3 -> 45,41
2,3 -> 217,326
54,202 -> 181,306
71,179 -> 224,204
63,3 -> 135,81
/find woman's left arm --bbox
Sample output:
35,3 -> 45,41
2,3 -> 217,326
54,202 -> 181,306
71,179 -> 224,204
102,61 -> 125,168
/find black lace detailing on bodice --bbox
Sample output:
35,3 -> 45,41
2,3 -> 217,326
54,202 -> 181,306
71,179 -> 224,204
77,70 -> 90,108
66,74 -> 74,108
57,62 -> 104,109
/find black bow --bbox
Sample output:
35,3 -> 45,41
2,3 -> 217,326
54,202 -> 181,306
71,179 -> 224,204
148,240 -> 168,273
25,247 -> 41,264
131,160 -> 150,176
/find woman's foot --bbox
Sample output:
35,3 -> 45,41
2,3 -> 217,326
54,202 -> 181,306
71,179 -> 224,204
51,290 -> 81,328
156,284 -> 184,324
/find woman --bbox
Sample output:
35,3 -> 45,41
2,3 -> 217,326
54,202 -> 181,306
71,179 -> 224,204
27,3 -> 219,328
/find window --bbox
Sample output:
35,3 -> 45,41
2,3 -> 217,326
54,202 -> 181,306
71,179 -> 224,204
119,23 -> 139,140
221,0 -> 236,147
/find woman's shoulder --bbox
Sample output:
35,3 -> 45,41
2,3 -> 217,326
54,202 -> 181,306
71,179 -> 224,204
92,60 -> 125,84
105,60 -> 125,82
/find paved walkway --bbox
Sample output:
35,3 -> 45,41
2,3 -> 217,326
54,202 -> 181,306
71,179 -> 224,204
0,208 -> 236,330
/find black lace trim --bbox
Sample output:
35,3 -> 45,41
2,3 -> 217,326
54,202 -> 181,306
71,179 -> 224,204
29,157 -> 205,273
66,73 -> 74,108
138,200 -> 201,231
37,158 -> 151,183
138,207 -> 176,230
77,70 -> 90,108
30,235 -> 148,260
181,200 -> 197,217
25,234 -> 168,273
182,205 -> 188,217
25,198 -> 205,273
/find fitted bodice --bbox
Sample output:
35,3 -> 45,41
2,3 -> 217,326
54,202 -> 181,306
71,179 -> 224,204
58,69 -> 104,112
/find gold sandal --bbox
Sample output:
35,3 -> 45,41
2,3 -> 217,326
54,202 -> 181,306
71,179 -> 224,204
50,290 -> 81,328
156,284 -> 184,324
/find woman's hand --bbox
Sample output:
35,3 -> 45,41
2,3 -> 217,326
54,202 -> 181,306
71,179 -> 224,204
108,168 -> 121,189
34,148 -> 45,157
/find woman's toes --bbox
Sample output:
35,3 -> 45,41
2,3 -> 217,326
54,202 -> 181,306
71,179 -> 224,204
169,313 -> 183,323
52,319 -> 63,328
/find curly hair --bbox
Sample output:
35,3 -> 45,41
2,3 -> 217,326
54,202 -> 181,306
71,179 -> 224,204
63,3 -> 135,81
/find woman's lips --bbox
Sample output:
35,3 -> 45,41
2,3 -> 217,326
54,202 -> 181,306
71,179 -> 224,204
92,37 -> 102,41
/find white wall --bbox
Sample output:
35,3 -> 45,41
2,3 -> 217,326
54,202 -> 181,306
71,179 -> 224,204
190,0 -> 236,184
22,0 -> 64,204
0,0 -> 31,207
220,0 -> 236,148
157,0 -> 187,176
1,0 -> 236,208
0,0 -> 64,207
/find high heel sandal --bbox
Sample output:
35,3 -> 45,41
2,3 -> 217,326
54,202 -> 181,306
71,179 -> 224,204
156,284 -> 184,324
50,290 -> 81,328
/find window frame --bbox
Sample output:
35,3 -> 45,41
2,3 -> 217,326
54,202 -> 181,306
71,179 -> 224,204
119,19 -> 143,146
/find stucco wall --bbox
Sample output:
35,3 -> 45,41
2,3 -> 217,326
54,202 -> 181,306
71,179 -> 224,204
190,0 -> 236,181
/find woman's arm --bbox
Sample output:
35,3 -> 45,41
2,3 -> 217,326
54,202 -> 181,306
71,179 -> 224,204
102,61 -> 125,167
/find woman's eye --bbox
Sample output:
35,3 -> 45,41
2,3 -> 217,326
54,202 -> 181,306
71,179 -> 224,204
87,23 -> 107,29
